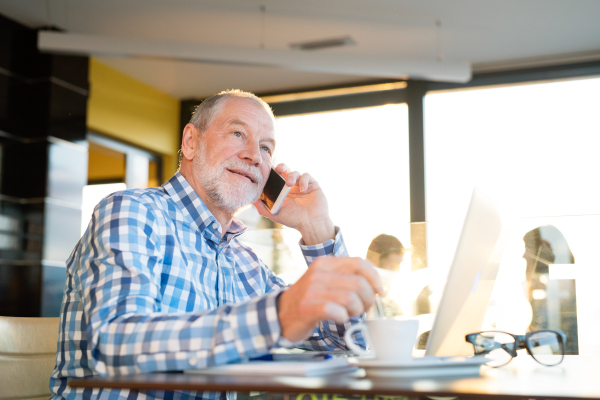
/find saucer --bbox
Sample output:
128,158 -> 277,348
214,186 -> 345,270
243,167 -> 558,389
348,355 -> 489,378
350,355 -> 489,368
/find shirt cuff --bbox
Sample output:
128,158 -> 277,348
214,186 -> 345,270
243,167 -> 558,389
299,226 -> 347,265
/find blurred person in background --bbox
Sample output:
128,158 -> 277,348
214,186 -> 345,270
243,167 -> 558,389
366,234 -> 406,317
523,225 -> 578,354
366,234 -> 406,272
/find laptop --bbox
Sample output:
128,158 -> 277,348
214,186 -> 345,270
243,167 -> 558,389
424,188 -> 506,357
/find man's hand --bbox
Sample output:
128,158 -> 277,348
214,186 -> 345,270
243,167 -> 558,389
277,257 -> 384,343
253,163 -> 334,245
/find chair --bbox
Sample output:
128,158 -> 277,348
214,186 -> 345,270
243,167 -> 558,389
0,317 -> 60,400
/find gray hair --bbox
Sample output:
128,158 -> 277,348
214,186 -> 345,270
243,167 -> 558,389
190,89 -> 274,132
179,89 -> 275,168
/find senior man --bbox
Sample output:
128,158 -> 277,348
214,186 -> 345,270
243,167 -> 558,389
50,89 -> 383,400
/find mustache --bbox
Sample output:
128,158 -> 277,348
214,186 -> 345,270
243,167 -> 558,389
224,160 -> 264,185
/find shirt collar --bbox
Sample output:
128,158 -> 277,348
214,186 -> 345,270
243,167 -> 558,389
162,172 -> 248,243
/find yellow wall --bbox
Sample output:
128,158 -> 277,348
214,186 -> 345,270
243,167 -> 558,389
88,142 -> 126,182
87,58 -> 181,180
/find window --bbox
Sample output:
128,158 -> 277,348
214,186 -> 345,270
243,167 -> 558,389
82,134 -> 162,234
274,105 -> 410,259
424,76 -> 600,354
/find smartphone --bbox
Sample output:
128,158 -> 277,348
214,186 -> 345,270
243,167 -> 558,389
260,167 -> 291,215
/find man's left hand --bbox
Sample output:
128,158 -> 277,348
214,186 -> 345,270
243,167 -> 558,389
253,163 -> 335,245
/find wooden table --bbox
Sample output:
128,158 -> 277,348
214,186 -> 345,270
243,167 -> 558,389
69,356 -> 600,399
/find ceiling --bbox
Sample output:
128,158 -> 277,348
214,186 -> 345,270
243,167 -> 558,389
1,0 -> 600,99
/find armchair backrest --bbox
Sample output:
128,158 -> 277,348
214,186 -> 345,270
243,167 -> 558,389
0,317 -> 60,400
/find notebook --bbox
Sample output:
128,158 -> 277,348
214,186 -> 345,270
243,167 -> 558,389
185,357 -> 356,377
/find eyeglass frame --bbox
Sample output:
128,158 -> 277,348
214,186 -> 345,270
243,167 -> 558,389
465,330 -> 567,367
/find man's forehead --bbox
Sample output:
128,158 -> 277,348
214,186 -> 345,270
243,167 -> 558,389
225,116 -> 275,136
219,100 -> 275,136
221,98 -> 273,120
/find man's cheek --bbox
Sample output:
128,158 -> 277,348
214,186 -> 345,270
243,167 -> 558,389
258,179 -> 267,193
261,166 -> 270,184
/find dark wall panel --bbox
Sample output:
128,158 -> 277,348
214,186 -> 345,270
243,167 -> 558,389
8,78 -> 88,140
0,73 -> 9,132
47,82 -> 88,141
47,55 -> 90,91
1,141 -> 48,198
0,13 -> 88,317
0,13 -> 31,73
0,264 -> 42,317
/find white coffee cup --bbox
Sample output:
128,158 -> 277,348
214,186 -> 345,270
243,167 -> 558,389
344,318 -> 419,362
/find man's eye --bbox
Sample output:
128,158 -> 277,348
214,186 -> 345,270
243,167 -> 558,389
233,131 -> 242,137
261,146 -> 272,154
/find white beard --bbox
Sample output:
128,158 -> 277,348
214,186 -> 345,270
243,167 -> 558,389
193,142 -> 264,215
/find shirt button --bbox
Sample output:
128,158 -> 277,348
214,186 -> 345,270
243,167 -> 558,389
211,222 -> 218,229
189,357 -> 197,366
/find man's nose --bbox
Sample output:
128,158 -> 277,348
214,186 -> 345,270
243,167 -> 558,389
240,139 -> 262,166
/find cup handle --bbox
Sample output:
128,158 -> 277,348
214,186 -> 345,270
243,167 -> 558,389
344,324 -> 371,357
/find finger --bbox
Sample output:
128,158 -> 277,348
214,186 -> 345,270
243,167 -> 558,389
332,274 -> 377,311
302,290 -> 364,318
275,163 -> 290,176
313,257 -> 384,295
324,301 -> 352,322
325,290 -> 365,317
253,198 -> 273,217
298,173 -> 312,192
300,300 -> 350,324
284,171 -> 301,187
305,269 -> 376,312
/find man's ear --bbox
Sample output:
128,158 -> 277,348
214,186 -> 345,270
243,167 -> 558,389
181,123 -> 200,161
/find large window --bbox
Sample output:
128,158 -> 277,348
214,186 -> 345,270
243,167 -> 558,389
424,76 -> 600,355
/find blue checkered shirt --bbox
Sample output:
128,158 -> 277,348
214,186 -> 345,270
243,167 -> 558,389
50,172 -> 362,400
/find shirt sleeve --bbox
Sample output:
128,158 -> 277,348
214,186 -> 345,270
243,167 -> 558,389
76,193 -> 284,376
289,228 -> 367,351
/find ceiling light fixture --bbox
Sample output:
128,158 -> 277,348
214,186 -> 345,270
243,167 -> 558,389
38,31 -> 472,83
290,36 -> 356,51
259,5 -> 266,50
262,81 -> 407,103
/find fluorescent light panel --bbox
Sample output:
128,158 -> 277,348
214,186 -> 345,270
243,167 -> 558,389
38,31 -> 472,83
261,81 -> 407,103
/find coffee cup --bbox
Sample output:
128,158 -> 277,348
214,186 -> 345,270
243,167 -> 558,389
344,318 -> 419,362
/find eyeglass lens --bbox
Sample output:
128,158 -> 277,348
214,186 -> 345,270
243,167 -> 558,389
527,331 -> 564,366
473,332 -> 515,367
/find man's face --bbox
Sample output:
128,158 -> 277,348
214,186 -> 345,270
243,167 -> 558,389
192,97 -> 275,214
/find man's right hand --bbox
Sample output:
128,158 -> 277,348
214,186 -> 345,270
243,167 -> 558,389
276,257 -> 384,343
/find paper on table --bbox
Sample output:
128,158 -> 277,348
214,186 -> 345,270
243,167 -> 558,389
185,358 -> 357,377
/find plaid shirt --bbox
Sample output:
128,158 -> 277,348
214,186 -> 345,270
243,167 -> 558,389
50,172 -> 361,400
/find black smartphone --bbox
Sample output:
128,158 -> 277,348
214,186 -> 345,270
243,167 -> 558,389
260,167 -> 291,215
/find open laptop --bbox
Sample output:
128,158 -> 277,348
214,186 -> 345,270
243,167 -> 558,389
424,188 -> 505,357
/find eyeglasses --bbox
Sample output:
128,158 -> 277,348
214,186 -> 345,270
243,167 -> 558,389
465,330 -> 567,367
